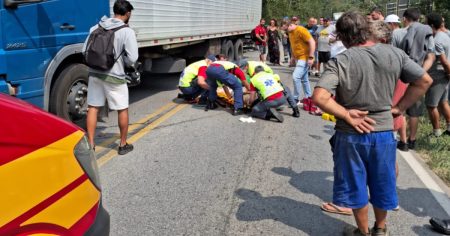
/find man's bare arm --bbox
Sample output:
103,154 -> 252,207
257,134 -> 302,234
197,76 -> 209,90
422,53 -> 435,72
312,88 -> 376,133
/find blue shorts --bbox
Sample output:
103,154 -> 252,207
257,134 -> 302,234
330,131 -> 398,210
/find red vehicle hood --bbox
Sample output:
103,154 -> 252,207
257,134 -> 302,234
0,94 -> 82,166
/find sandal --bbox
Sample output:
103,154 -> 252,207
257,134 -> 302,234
320,202 -> 352,216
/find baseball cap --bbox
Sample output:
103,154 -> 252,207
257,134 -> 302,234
237,59 -> 248,69
385,14 -> 400,23
206,54 -> 217,62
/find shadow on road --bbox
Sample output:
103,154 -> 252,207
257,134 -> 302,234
272,168 -> 333,203
128,72 -> 180,104
398,187 -> 449,218
235,188 -> 351,234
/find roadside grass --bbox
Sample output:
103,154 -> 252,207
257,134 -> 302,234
415,117 -> 450,185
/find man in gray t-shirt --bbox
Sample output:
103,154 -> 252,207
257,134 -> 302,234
425,13 -> 450,137
312,11 -> 432,236
317,43 -> 426,133
391,8 -> 436,150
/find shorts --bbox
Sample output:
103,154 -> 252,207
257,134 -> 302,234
330,131 -> 398,210
87,75 -> 129,110
256,44 -> 266,54
425,77 -> 449,107
318,51 -> 331,63
406,97 -> 425,117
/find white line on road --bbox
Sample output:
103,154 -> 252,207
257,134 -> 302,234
399,150 -> 450,217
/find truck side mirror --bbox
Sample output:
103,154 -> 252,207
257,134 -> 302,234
4,0 -> 45,9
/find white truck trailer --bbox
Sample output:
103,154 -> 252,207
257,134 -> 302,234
0,0 -> 261,123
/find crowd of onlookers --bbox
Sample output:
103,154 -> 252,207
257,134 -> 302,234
252,7 -> 450,236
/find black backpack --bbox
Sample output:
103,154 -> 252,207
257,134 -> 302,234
250,28 -> 258,42
84,24 -> 128,71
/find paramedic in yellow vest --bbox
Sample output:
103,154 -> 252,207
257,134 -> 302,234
239,60 -> 300,117
249,66 -> 287,122
178,55 -> 216,102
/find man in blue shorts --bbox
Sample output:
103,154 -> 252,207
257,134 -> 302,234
312,11 -> 432,236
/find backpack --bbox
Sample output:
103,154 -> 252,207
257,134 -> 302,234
250,28 -> 258,42
84,24 -> 128,71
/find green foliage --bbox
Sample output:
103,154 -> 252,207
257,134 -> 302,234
416,117 -> 450,185
262,0 -> 449,24
261,0 -> 389,21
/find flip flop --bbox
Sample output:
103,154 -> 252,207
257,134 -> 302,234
320,202 -> 352,216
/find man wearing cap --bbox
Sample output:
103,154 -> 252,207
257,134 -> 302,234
254,19 -> 268,63
288,20 -> 316,105
178,55 -> 215,103
385,14 -> 401,31
239,60 -> 300,117
205,60 -> 247,115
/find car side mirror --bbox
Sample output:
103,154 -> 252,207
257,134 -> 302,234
4,0 -> 45,9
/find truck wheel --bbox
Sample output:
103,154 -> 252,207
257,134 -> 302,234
49,64 -> 89,125
221,40 -> 234,61
234,39 -> 244,61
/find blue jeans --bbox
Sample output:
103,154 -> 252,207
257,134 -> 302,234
179,80 -> 205,100
281,84 -> 296,109
206,66 -> 244,109
251,95 -> 287,119
292,60 -> 312,101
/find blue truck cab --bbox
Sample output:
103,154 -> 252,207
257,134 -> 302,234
0,0 -> 108,123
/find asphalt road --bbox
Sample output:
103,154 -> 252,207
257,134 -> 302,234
96,51 -> 450,235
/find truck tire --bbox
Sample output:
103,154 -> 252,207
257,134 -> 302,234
49,64 -> 89,126
221,40 -> 234,61
234,39 -> 244,62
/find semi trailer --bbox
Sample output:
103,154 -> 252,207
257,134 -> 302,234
0,0 -> 261,122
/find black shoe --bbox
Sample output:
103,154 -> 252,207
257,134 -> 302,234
177,93 -> 185,99
407,139 -> 416,150
443,130 -> 450,136
292,107 -> 300,118
430,217 -> 450,235
269,108 -> 284,123
205,100 -> 218,110
397,141 -> 409,152
232,108 -> 244,116
196,97 -> 207,106
118,143 -> 133,155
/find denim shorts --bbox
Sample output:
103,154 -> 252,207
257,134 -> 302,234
330,131 -> 398,210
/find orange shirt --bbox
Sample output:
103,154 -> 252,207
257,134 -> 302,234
289,25 -> 312,61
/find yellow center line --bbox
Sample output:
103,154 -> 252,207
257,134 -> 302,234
95,102 -> 177,154
97,104 -> 188,167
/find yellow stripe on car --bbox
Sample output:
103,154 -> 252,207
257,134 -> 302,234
0,131 -> 86,227
21,179 -> 100,229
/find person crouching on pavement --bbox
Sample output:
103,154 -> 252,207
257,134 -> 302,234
312,11 -> 432,236
177,55 -> 215,104
205,61 -> 247,115
238,60 -> 300,117
248,66 -> 286,122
